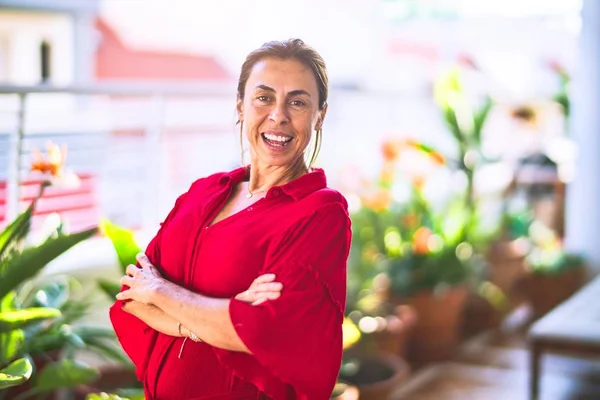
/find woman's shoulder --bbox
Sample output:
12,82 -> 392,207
300,187 -> 348,211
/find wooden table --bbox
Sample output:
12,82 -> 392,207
528,274 -> 600,400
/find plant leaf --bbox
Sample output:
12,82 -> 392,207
97,279 -> 122,300
0,357 -> 33,389
86,394 -> 130,400
0,202 -> 35,264
116,388 -> 145,400
0,227 -> 97,300
99,219 -> 141,275
32,279 -> 70,309
0,328 -> 24,365
0,307 -> 61,333
33,359 -> 99,390
473,95 -> 493,144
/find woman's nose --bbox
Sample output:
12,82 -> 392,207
269,103 -> 290,125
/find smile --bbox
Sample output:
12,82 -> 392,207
262,132 -> 293,148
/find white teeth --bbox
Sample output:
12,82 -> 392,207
264,133 -> 292,143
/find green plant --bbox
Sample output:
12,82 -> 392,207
96,219 -> 141,301
0,190 -> 100,399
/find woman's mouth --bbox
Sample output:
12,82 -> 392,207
262,133 -> 293,149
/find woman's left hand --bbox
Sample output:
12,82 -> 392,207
116,253 -> 166,304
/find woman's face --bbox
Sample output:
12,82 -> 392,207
238,57 -> 326,169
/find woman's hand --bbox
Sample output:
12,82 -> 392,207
235,273 -> 283,306
116,253 -> 166,304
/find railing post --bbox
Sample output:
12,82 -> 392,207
142,94 -> 165,230
6,93 -> 26,221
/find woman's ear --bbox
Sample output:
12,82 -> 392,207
236,94 -> 244,122
316,104 -> 328,130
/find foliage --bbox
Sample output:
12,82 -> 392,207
346,64 -> 508,309
0,192 -> 101,397
97,219 -> 141,301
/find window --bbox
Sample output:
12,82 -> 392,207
40,40 -> 51,82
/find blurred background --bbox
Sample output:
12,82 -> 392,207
1,0 -> 599,399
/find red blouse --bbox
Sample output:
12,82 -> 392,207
109,167 -> 352,400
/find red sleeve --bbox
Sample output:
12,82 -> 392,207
108,191 -> 188,381
214,202 -> 352,400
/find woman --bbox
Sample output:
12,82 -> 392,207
110,39 -> 351,400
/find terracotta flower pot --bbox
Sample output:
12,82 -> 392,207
516,267 -> 586,319
487,239 -> 529,305
339,354 -> 410,400
405,286 -> 469,366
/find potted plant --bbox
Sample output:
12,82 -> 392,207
0,143 -> 102,399
514,218 -> 586,319
337,318 -> 409,400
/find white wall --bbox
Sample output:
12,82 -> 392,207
0,10 -> 74,85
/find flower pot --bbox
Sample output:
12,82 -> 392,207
516,267 -> 586,319
405,286 -> 469,366
461,292 -> 504,339
331,382 -> 359,400
339,354 -> 410,400
487,239 -> 529,305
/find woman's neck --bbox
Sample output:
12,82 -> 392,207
247,159 -> 308,193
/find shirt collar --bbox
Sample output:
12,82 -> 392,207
219,166 -> 327,201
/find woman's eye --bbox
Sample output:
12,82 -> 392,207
290,100 -> 306,107
257,96 -> 271,102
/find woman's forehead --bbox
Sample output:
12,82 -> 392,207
247,58 -> 318,94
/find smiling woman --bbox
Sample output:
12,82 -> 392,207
109,39 -> 352,400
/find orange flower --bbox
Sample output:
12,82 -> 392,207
401,212 -> 419,228
381,139 -> 401,162
413,227 -> 431,255
30,142 -> 67,177
361,189 -> 392,212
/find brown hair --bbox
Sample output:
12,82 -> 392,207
237,39 -> 328,166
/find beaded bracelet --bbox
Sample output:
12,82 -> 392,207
177,321 -> 203,358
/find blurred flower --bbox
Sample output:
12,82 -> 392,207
457,53 -> 479,70
413,227 -> 432,255
382,138 -> 401,162
30,141 -> 80,189
379,161 -> 395,185
342,318 -> 361,350
361,188 -> 392,212
399,139 -> 446,166
30,141 -> 67,177
547,59 -> 567,76
510,105 -> 538,127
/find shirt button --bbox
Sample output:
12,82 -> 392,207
272,189 -> 281,196
247,207 -> 253,211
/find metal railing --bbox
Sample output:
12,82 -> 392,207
0,82 -> 240,231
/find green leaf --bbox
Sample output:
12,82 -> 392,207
473,95 -> 493,144
100,219 -> 141,275
97,279 -> 122,300
116,388 -> 145,400
0,357 -> 33,389
0,307 -> 61,333
32,279 -> 70,309
0,227 -> 97,300
0,328 -> 24,365
0,291 -> 16,312
82,337 -> 132,366
86,393 -> 131,400
33,359 -> 99,390
0,202 -> 35,264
